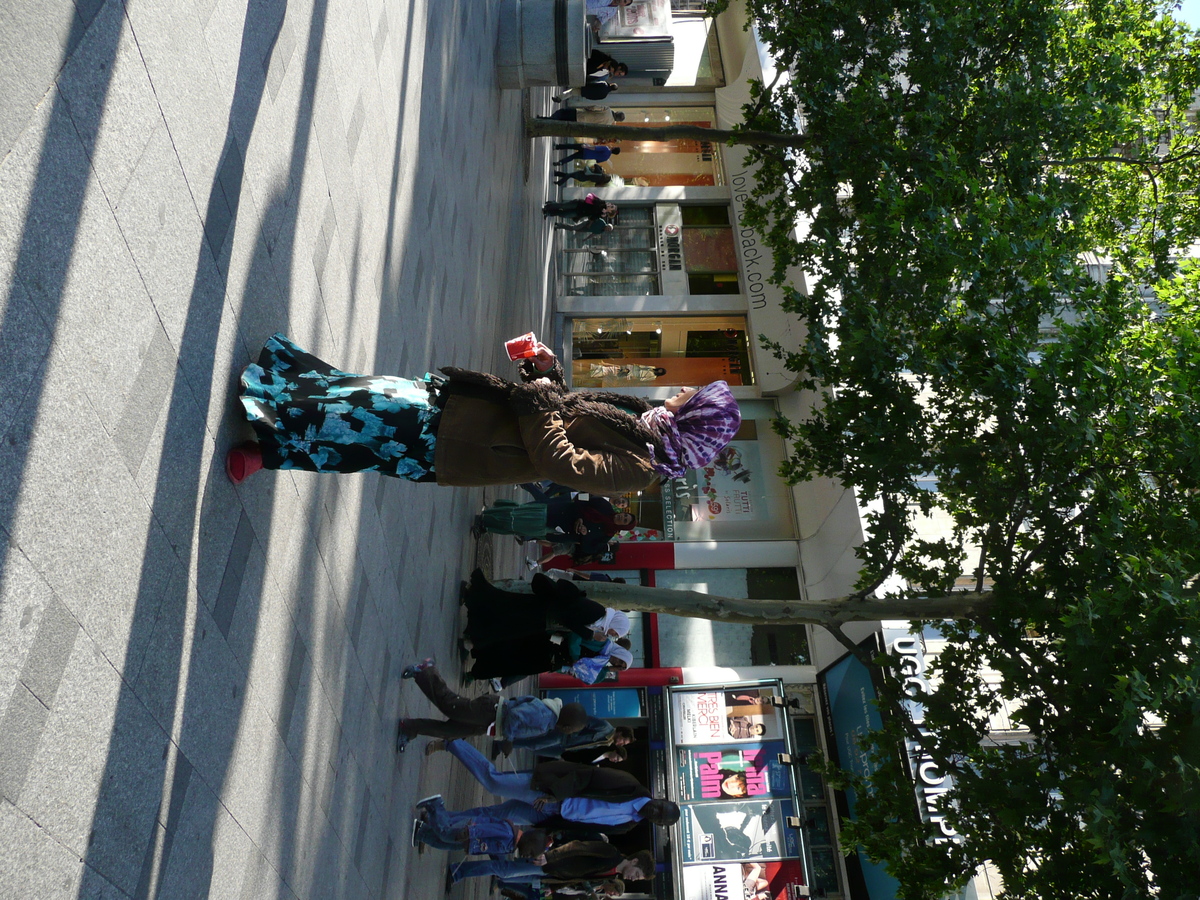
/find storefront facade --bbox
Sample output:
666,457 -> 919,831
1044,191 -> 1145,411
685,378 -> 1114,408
536,4 -> 888,898
538,7 -> 1011,900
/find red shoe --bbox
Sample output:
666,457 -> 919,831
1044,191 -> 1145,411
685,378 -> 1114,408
225,442 -> 264,484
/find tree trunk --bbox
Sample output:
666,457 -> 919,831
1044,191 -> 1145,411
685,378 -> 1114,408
492,580 -> 993,625
525,118 -> 810,148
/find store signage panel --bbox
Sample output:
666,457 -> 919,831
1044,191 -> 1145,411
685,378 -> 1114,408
880,626 -> 962,843
817,648 -> 901,899
682,862 -> 809,900
656,204 -> 689,294
680,799 -> 801,863
693,441 -> 762,522
593,0 -> 672,39
672,687 -> 786,745
669,681 -> 811,898
676,742 -> 792,802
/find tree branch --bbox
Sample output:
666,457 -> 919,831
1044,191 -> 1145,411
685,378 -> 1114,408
743,68 -> 786,125
491,580 -> 995,624
524,118 -> 812,148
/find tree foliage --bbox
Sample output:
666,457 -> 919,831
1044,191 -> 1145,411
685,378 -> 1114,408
721,0 -> 1200,895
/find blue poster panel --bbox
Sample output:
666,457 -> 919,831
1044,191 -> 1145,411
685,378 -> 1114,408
676,742 -> 792,802
544,687 -> 643,719
679,799 -> 800,863
819,651 -> 901,900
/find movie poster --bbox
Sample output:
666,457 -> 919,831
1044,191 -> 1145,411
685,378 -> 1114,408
679,800 -> 801,863
677,743 -> 792,801
693,442 -> 762,522
673,688 -> 785,745
681,862 -> 809,900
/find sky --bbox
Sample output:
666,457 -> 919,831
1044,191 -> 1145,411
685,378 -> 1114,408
1174,0 -> 1200,27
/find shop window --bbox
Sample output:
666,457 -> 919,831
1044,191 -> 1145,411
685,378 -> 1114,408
664,15 -> 725,87
569,314 -> 754,388
681,205 -> 739,294
686,273 -> 740,294
605,108 -> 725,187
685,329 -> 752,381
748,570 -> 810,665
809,848 -> 844,896
750,624 -> 811,667
559,207 -> 660,297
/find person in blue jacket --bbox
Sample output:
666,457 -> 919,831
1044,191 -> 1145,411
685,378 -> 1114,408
396,660 -> 587,752
411,795 -> 551,860
415,792 -> 679,837
495,715 -> 618,758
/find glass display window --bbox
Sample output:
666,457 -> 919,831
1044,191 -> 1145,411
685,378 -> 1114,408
664,13 -> 725,87
604,108 -> 726,187
681,205 -> 740,293
569,314 -> 754,388
558,206 -> 660,297
589,0 -> 673,40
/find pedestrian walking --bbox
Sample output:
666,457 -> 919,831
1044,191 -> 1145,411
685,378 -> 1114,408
225,334 -> 742,496
411,795 -> 550,859
587,51 -> 628,79
473,495 -> 635,547
467,632 -> 633,685
429,740 -> 654,804
554,166 -> 613,187
461,569 -> 618,651
542,193 -> 615,221
449,840 -> 653,886
555,144 -> 620,165
554,81 -> 620,102
394,660 -> 588,751
416,792 -> 679,837
537,108 -> 627,126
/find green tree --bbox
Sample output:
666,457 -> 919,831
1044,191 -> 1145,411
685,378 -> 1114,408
729,1 -> 1200,897
730,0 -> 1200,895
531,0 -> 1200,895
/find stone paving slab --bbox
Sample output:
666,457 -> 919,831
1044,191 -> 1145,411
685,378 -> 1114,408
0,1 -> 557,898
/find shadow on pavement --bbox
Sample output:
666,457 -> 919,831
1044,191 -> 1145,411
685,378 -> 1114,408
74,1 -> 329,897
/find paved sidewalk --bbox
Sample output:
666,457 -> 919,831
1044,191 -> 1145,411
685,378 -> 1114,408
0,1 -> 554,898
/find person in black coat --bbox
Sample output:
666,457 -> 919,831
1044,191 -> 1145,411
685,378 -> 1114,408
461,570 -> 603,651
530,759 -> 650,802
587,50 -> 628,78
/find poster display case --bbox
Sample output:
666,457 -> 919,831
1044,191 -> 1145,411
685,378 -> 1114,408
667,681 -> 812,899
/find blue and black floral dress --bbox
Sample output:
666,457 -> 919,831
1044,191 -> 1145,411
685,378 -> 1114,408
239,333 -> 439,480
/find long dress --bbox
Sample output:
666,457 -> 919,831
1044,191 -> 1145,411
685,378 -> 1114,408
469,633 -> 574,679
479,499 -> 552,538
469,633 -> 608,680
239,333 -> 439,478
463,570 -> 552,648
465,573 -> 605,657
